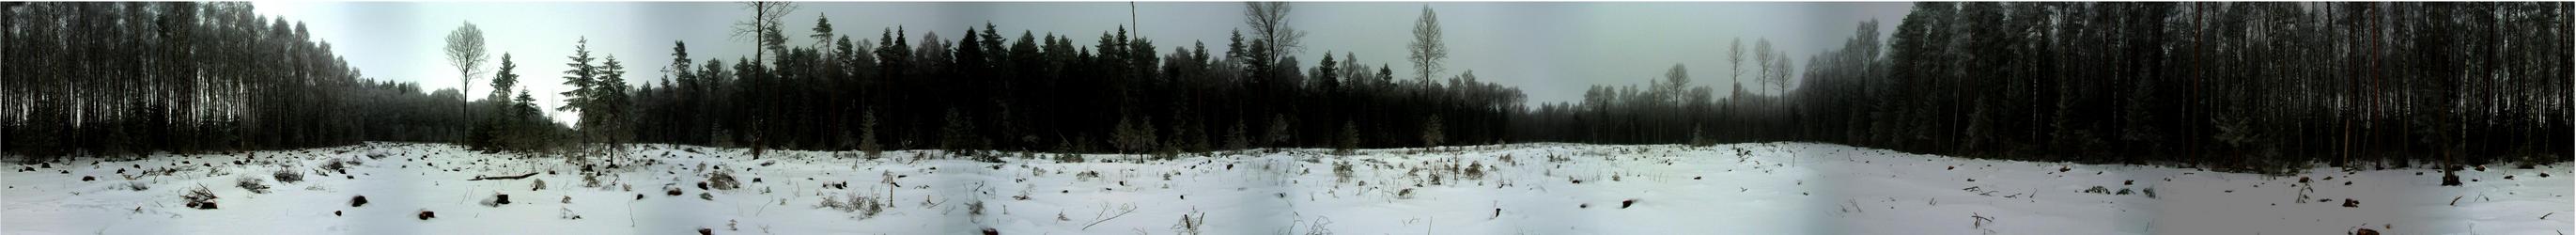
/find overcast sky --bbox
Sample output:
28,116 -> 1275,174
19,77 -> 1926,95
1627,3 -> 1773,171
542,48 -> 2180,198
252,2 -> 1910,125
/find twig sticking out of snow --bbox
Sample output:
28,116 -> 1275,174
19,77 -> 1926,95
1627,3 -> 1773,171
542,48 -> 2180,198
1971,212 -> 1998,235
1082,202 -> 1139,231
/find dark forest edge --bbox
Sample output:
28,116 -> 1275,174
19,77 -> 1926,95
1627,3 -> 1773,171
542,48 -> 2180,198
5,2 -> 2567,175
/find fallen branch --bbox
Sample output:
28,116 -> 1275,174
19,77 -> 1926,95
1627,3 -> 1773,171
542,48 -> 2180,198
2450,196 -> 2464,206
2544,212 -> 2554,220
469,172 -> 538,180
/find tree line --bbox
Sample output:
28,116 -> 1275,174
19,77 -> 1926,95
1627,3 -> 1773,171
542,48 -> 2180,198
605,3 -> 1524,155
4,2 -> 518,158
1520,2 -> 2569,172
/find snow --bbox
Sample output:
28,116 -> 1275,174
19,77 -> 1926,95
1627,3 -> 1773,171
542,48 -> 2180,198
7,142 -> 2568,234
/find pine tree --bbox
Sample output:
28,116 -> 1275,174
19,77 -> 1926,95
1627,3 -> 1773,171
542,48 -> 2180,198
1265,115 -> 1294,148
809,13 -> 833,48
597,55 -> 630,145
557,38 -> 600,147
939,108 -> 982,153
1421,115 -> 1445,148
1337,121 -> 1360,155
858,109 -> 882,157
559,38 -> 598,114
1110,115 -> 1156,153
1224,120 -> 1250,150
467,53 -> 524,151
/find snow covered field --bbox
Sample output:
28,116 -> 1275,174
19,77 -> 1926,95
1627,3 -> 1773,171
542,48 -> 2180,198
6,142 -> 2568,234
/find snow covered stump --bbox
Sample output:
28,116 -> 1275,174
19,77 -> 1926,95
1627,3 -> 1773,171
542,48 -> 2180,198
481,193 -> 511,207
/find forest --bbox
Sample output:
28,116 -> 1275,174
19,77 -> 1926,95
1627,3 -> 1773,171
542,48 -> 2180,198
3,2 -> 499,157
609,2 -> 1527,155
4,2 -> 2566,173
1521,2 -> 2569,172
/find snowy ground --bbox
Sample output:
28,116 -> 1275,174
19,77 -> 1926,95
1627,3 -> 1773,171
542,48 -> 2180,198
5,142 -> 2568,234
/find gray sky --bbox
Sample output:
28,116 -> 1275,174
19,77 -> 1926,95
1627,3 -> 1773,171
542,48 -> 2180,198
253,2 -> 1909,125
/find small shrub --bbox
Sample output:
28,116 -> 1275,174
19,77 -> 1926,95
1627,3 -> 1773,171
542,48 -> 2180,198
1172,208 -> 1207,235
818,194 -> 853,210
1331,162 -> 1356,183
2082,186 -> 2110,195
1076,171 -> 1101,181
320,159 -> 350,175
272,168 -> 304,183
236,176 -> 271,194
183,185 -> 219,209
967,200 -> 986,217
707,171 -> 740,190
1463,162 -> 1486,180
841,194 -> 887,218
